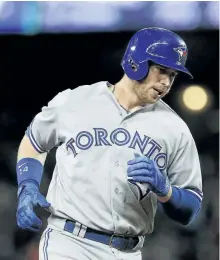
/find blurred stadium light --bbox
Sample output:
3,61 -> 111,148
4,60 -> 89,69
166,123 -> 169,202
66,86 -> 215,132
181,85 -> 212,112
151,1 -> 202,30
0,1 -> 218,34
205,1 -> 220,27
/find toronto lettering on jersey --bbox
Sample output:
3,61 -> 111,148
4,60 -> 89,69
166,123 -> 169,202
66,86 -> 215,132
66,127 -> 167,170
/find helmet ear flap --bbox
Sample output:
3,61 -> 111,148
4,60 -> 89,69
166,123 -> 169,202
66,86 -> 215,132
128,56 -> 138,72
138,60 -> 150,81
122,55 -> 149,81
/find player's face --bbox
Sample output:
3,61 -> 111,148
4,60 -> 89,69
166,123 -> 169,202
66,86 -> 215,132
133,64 -> 178,105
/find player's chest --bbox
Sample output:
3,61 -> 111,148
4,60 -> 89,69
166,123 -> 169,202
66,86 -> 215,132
60,99 -> 177,163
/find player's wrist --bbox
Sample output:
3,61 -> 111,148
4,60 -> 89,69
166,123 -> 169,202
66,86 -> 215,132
17,181 -> 39,197
157,185 -> 172,203
16,158 -> 43,190
153,172 -> 171,199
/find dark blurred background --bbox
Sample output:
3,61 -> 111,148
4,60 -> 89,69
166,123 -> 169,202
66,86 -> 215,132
0,1 -> 219,260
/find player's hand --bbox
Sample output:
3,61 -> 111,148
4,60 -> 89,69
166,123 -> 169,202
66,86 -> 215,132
127,154 -> 170,197
16,182 -> 51,232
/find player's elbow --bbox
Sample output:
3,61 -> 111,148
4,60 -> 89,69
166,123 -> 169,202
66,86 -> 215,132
162,187 -> 202,226
181,207 -> 201,226
174,205 -> 201,226
179,215 -> 195,226
162,200 -> 202,226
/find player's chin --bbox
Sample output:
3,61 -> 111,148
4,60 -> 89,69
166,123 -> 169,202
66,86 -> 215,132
140,91 -> 161,104
147,94 -> 161,104
149,98 -> 159,104
142,97 -> 158,105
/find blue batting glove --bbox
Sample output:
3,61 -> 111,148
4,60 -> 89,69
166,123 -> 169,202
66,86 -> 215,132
127,154 -> 170,197
16,182 -> 50,232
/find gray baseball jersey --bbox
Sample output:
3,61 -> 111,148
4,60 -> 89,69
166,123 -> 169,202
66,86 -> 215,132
26,81 -> 203,236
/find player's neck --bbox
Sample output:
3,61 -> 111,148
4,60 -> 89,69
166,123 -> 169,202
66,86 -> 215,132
113,76 -> 144,112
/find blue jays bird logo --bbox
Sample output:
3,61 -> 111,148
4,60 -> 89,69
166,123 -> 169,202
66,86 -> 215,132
174,47 -> 187,62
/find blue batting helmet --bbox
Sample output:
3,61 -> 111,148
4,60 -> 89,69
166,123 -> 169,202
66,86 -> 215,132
121,27 -> 193,80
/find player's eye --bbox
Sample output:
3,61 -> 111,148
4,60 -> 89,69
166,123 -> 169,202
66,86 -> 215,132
157,67 -> 166,74
154,65 -> 178,79
160,68 -> 167,74
160,67 -> 177,78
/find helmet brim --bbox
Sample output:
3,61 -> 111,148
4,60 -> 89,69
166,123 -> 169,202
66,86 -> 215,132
146,58 -> 193,79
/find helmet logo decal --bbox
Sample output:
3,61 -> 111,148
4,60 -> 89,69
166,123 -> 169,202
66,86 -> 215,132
146,41 -> 168,58
174,47 -> 187,63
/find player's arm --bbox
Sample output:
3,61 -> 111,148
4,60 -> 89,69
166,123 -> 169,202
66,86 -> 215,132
16,89 -> 70,232
158,136 -> 203,225
16,135 -> 51,233
158,185 -> 201,225
17,135 -> 47,164
127,134 -> 203,226
16,134 -> 48,192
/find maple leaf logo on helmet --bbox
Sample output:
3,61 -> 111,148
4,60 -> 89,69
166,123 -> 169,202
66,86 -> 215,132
174,47 -> 187,63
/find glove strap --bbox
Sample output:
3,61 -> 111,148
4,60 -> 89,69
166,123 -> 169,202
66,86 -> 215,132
16,158 -> 43,192
155,176 -> 171,197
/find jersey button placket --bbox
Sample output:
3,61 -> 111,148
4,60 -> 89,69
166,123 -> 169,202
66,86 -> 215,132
111,159 -> 123,230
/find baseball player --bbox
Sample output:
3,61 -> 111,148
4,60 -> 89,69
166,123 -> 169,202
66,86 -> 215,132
16,28 -> 203,260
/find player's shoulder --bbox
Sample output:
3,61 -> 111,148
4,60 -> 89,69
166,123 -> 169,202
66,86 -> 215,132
155,100 -> 192,136
155,99 -> 179,116
73,81 -> 108,95
51,81 -> 107,105
60,81 -> 107,99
